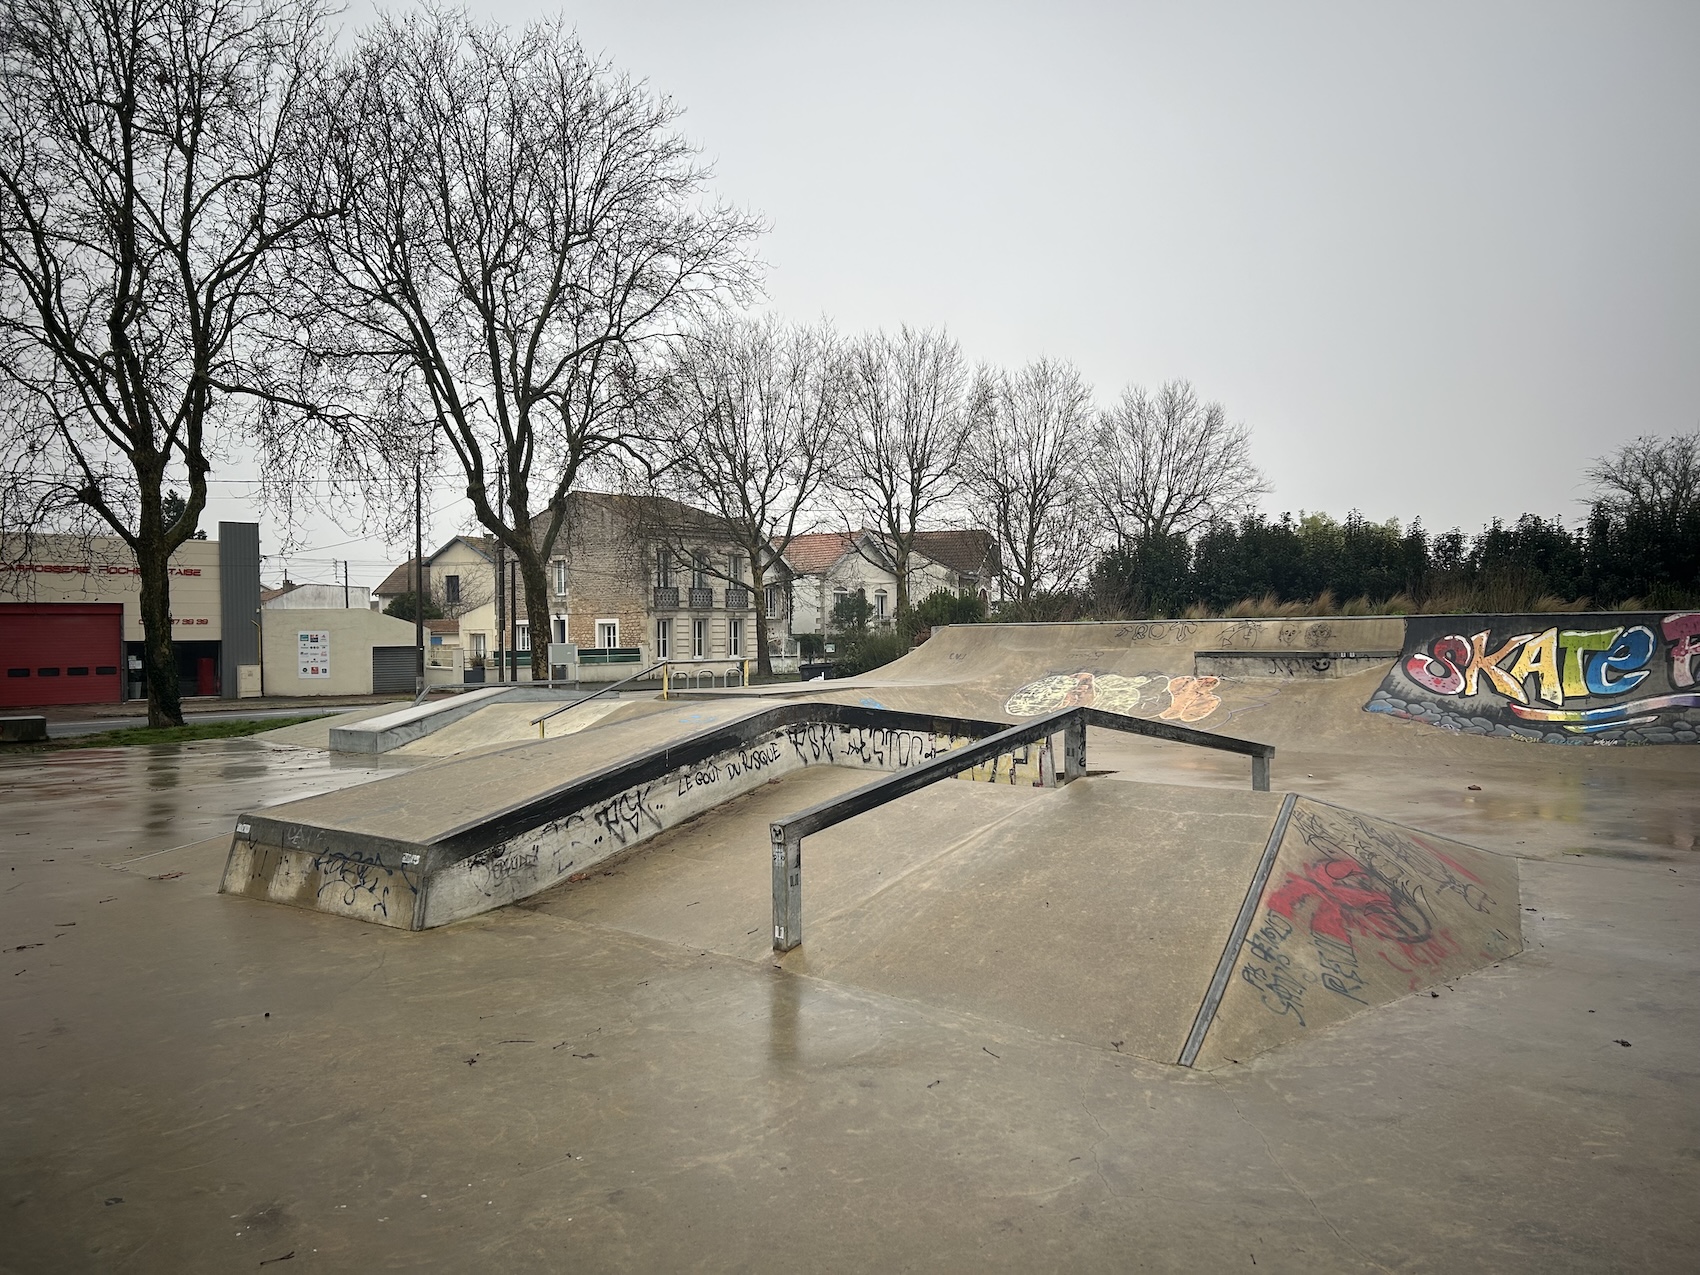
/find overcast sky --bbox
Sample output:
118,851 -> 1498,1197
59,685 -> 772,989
224,0 -> 1700,587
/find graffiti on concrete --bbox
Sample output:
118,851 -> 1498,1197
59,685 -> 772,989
1113,620 -> 1199,644
309,847 -> 417,920
1368,612 -> 1700,744
1236,801 -> 1514,1031
1004,671 -> 1223,723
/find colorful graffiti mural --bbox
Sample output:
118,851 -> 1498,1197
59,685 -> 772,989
1004,671 -> 1223,723
1368,612 -> 1700,744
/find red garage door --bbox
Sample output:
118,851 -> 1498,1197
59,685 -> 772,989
0,604 -> 124,707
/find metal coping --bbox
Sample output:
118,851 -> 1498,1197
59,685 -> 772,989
1176,791 -> 1299,1068
1193,650 -> 1402,660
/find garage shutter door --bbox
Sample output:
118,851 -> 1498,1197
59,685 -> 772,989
0,603 -> 124,708
371,646 -> 417,694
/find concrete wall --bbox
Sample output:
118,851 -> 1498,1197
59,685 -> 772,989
266,583 -> 372,610
261,607 -> 421,697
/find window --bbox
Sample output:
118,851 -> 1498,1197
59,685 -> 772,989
552,616 -> 567,645
552,559 -> 568,596
728,618 -> 742,657
874,589 -> 888,619
692,618 -> 707,659
515,624 -> 530,652
596,620 -> 618,649
471,633 -> 487,658
833,587 -> 849,607
654,550 -> 672,588
765,584 -> 781,617
693,551 -> 709,589
728,553 -> 744,583
655,618 -> 670,659
444,574 -> 461,605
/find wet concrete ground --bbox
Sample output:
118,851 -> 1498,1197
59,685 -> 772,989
2,735 -> 1698,1272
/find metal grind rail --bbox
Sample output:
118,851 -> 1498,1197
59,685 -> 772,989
769,705 -> 1275,951
530,660 -> 672,736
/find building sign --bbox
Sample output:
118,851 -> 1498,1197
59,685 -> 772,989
297,631 -> 330,679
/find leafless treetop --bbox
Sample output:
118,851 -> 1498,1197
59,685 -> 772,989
1585,430 -> 1699,522
1093,380 -> 1267,542
964,357 -> 1097,600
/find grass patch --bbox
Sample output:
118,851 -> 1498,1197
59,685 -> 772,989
6,714 -> 332,752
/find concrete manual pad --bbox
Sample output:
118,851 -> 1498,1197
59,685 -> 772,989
249,699 -> 774,845
1194,796 -> 1522,1069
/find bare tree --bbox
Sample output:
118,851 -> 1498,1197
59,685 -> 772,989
0,0 -> 331,725
839,325 -> 969,618
1093,380 -> 1268,543
1586,430 -> 1699,522
275,9 -> 762,680
964,357 -> 1097,602
647,315 -> 844,674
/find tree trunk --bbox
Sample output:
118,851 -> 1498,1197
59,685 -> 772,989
751,561 -> 772,677
517,548 -> 553,683
135,530 -> 184,728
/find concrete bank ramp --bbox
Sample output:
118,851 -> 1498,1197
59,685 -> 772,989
219,701 -> 1017,930
527,772 -> 1521,1067
722,617 -> 1405,733
1190,795 -> 1522,1067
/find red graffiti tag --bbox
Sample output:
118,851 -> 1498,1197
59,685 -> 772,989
1265,853 -> 1460,983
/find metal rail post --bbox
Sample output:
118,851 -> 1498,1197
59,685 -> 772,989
1251,754 -> 1271,792
772,823 -> 802,951
1063,715 -> 1087,782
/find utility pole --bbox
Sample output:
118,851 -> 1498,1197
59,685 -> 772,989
414,459 -> 425,697
343,560 -> 350,609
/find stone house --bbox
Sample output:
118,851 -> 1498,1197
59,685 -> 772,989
372,492 -> 759,679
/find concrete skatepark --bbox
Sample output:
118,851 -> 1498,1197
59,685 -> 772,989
3,617 -> 1696,1270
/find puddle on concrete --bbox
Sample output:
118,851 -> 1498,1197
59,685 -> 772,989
0,740 -> 402,863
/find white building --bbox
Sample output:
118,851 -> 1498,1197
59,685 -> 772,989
262,581 -> 372,611
779,529 -> 999,636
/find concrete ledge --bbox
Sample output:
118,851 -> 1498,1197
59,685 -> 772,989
327,685 -> 578,754
0,715 -> 48,743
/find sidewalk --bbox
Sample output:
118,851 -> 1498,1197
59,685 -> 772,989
20,694 -> 408,727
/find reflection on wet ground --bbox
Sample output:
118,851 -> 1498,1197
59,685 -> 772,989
0,740 -> 407,864
1089,731 -> 1697,861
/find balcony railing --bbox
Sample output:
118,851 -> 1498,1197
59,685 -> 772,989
725,587 -> 750,610
577,647 -> 642,666
687,586 -> 715,609
653,585 -> 679,609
